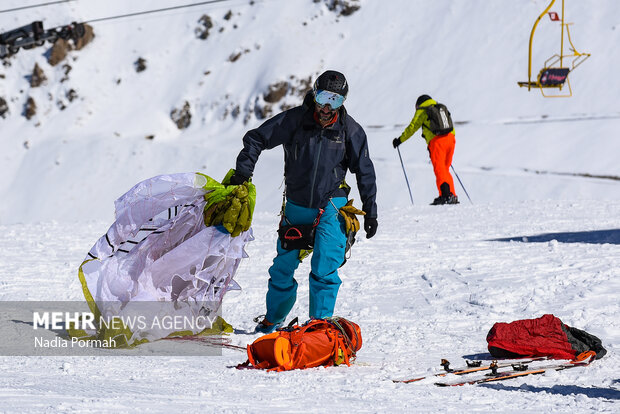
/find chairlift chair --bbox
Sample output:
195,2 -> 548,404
518,0 -> 590,97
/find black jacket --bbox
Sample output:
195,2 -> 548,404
235,93 -> 378,218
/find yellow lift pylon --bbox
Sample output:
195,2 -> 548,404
518,0 -> 590,97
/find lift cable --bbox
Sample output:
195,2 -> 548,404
85,0 -> 234,24
0,0 -> 75,15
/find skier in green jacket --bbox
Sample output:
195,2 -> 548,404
393,94 -> 458,205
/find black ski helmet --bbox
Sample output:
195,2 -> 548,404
313,70 -> 349,98
416,94 -> 432,108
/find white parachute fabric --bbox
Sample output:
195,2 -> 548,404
78,172 -> 252,344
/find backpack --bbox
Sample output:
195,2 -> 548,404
239,317 -> 362,371
424,103 -> 453,135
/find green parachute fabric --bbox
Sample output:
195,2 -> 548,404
70,172 -> 255,347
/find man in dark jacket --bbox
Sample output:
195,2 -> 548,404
230,70 -> 378,333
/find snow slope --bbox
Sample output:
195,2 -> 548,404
0,0 -> 619,412
1,201 -> 618,412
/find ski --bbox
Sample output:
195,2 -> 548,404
393,356 -> 548,384
434,351 -> 596,387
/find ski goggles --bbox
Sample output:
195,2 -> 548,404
314,90 -> 345,109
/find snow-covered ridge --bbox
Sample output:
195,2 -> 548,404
1,0 -> 619,224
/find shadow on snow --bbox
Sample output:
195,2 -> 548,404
489,229 -> 620,245
480,383 -> 620,401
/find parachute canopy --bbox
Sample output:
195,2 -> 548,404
72,172 -> 254,347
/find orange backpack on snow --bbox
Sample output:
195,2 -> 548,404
240,317 -> 362,372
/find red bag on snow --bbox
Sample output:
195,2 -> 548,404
486,314 -> 606,360
240,317 -> 362,372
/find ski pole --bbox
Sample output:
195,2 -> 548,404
397,146 -> 414,205
451,165 -> 473,204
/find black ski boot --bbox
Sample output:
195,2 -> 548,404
431,183 -> 459,205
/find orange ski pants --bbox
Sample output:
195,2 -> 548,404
428,133 -> 456,196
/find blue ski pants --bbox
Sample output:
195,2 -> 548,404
266,197 -> 347,324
